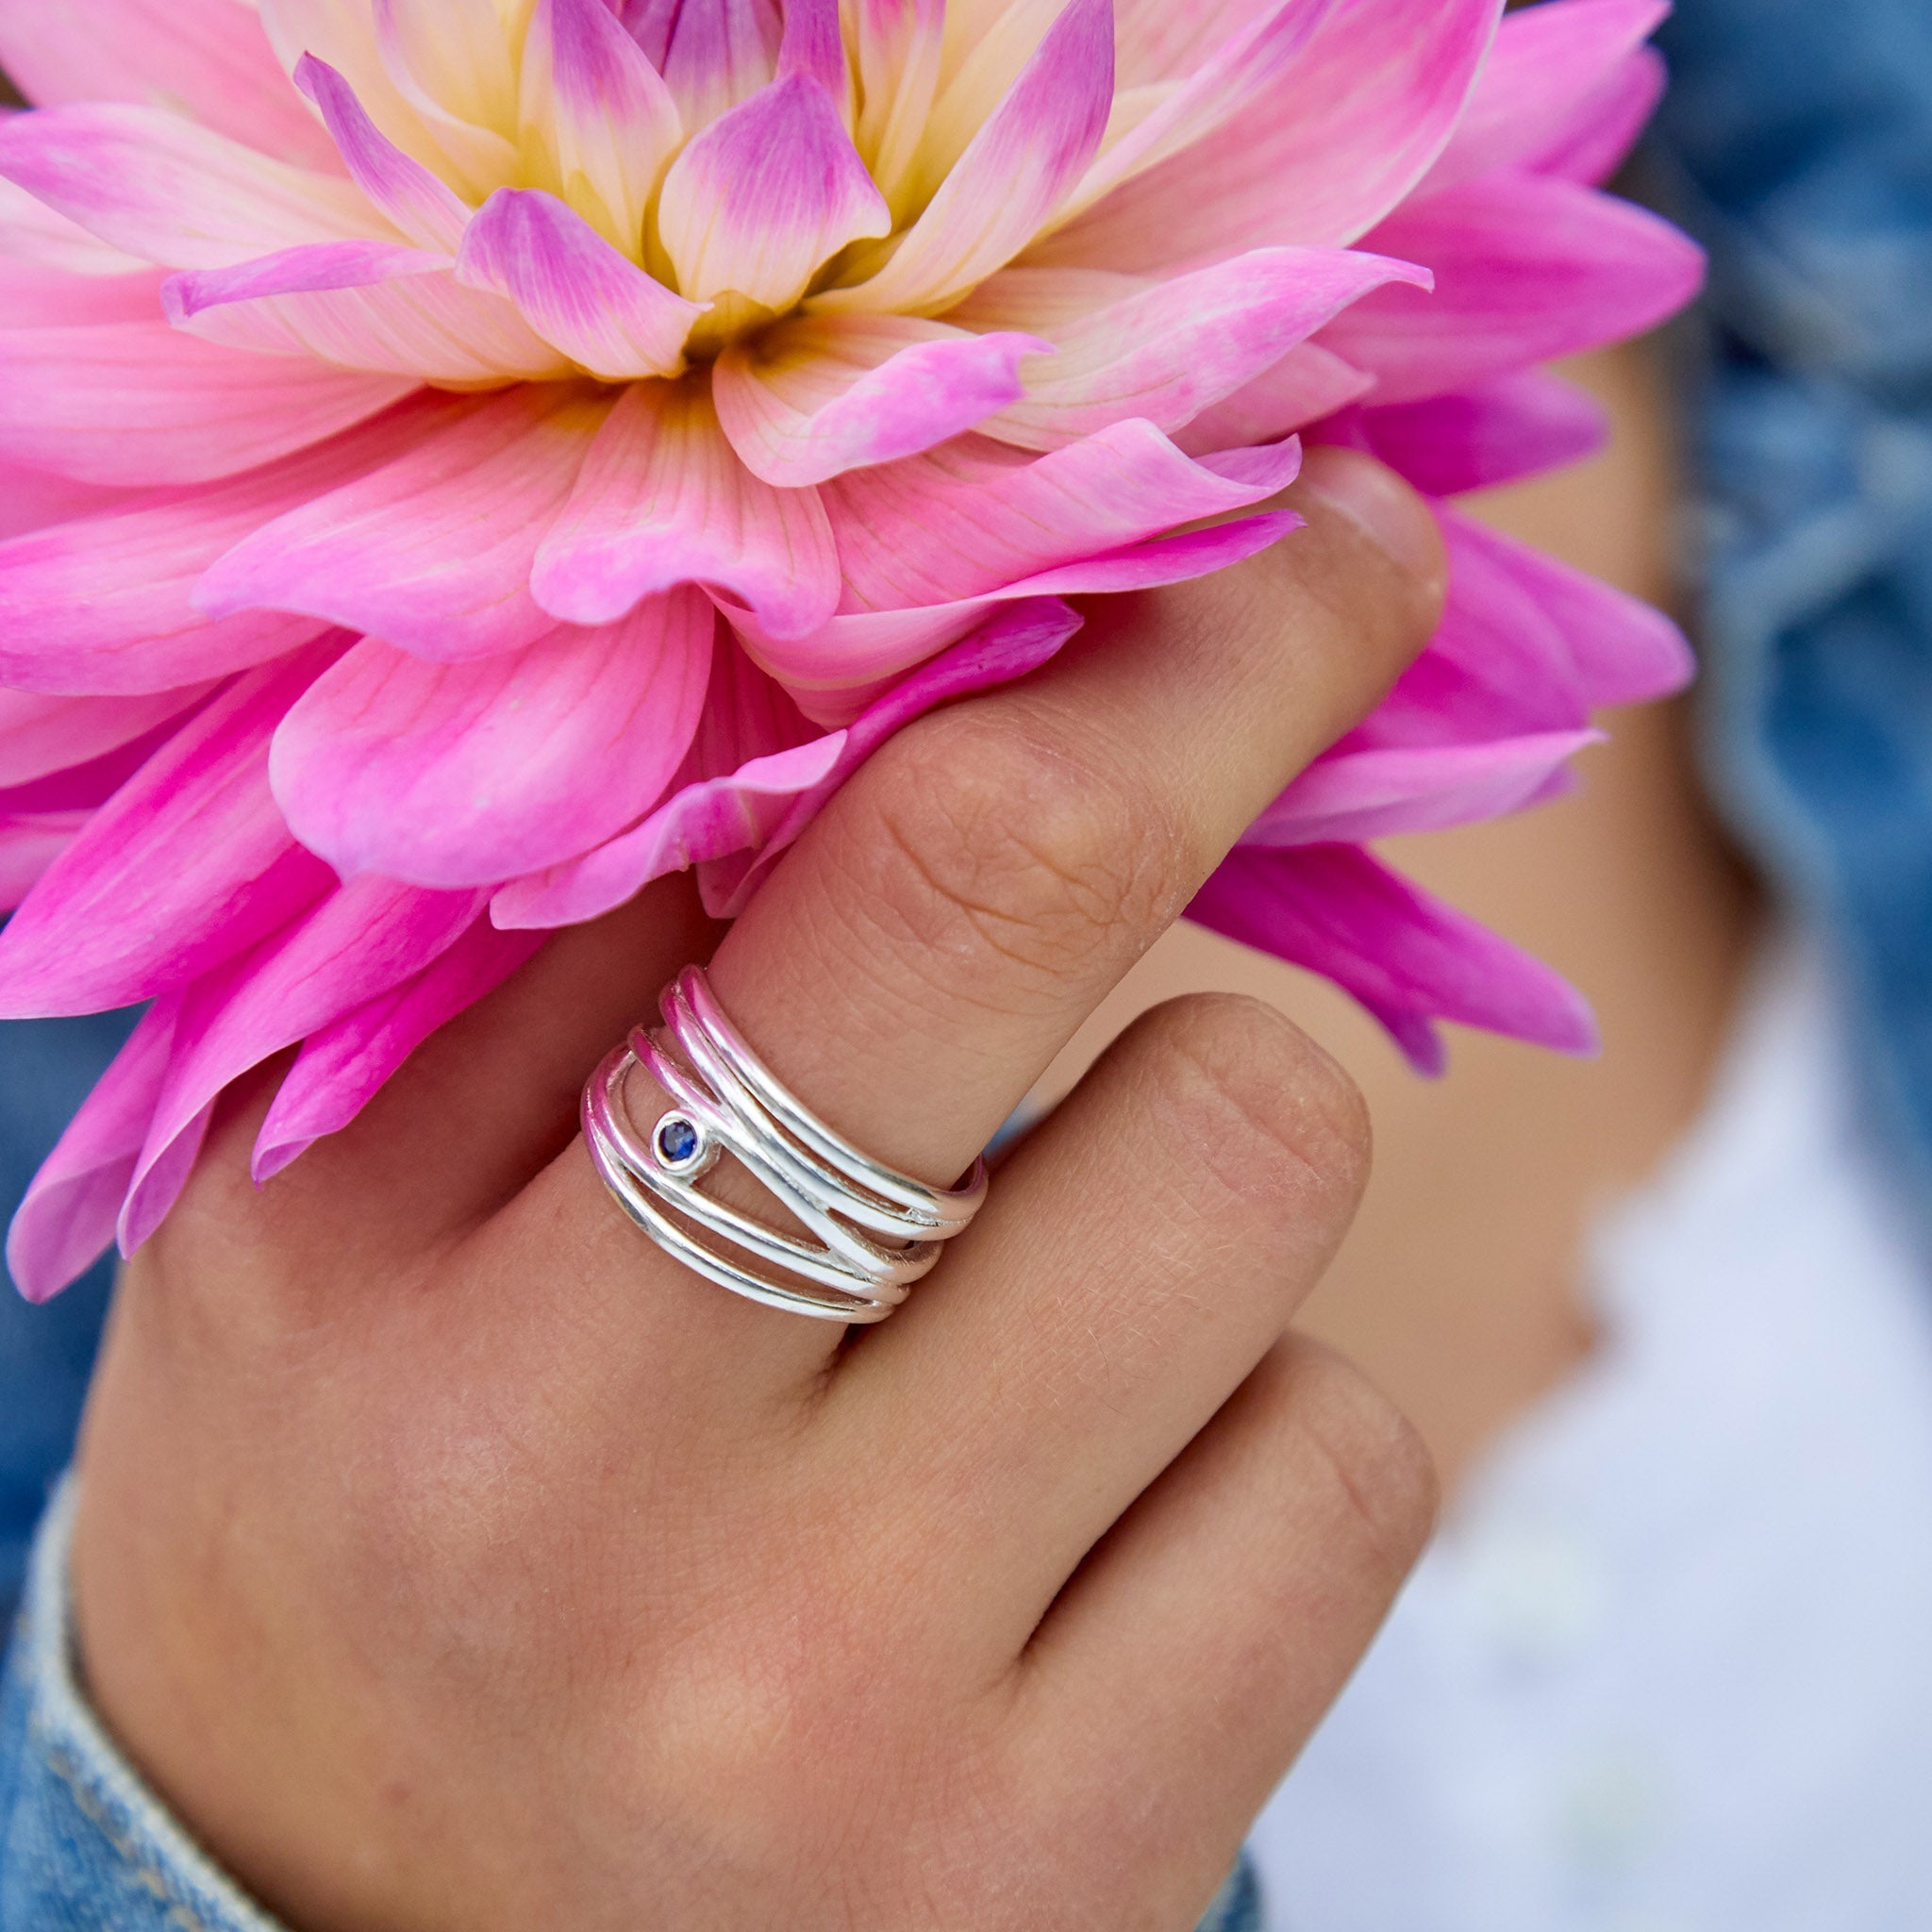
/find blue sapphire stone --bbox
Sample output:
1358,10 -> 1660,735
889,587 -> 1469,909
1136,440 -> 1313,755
657,1116 -> 701,1166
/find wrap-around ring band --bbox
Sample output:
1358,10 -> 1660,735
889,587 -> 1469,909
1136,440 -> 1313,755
583,966 -> 990,1323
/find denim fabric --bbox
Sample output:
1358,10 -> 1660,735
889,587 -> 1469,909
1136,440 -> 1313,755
1654,0 -> 1932,1225
1,1487 -> 284,1932
0,1014 -> 137,1633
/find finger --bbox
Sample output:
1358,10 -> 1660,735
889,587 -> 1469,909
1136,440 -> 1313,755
1009,1338 -> 1437,1932
848,993 -> 1374,1635
508,450 -> 1444,1391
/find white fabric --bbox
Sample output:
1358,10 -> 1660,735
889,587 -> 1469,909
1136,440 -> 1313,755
1248,942 -> 1932,1932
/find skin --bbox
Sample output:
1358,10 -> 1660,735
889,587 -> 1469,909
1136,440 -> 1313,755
70,446 -> 1450,1932
1040,345 -> 1760,1491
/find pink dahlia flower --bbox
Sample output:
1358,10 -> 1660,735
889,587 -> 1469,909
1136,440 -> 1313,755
0,0 -> 1702,1300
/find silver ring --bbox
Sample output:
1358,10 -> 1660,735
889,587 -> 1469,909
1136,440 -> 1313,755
582,966 -> 989,1323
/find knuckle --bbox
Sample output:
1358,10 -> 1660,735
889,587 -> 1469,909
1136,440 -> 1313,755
850,709 -> 1189,1001
1280,1342 -> 1440,1583
1151,995 -> 1373,1226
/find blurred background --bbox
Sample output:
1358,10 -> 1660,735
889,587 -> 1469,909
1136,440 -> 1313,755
5,1 -> 1932,1925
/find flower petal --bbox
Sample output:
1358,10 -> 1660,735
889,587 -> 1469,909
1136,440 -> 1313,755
455,189 -> 704,380
164,239 -> 458,324
0,321 -> 419,486
1033,0 -> 1498,271
369,0 -> 520,195
1518,45 -> 1666,187
0,103 -> 391,270
843,0 -> 945,206
0,0 -> 343,170
1245,729 -> 1601,848
1357,371 -> 1608,498
1058,0 -> 1333,224
699,595 -> 1089,914
1171,342 -> 1373,455
496,596 -> 1085,926
0,645 -> 344,1018
825,420 -> 1301,609
1190,842 -> 1600,1074
252,916 -> 545,1180
197,386 -> 611,661
294,52 -> 473,251
0,173 -> 148,275
741,511 -> 1297,708
0,685 -> 220,787
120,874 -> 491,1252
0,459 -> 126,543
619,0 -> 784,133
777,0 -> 853,118
1440,506 -> 1694,710
0,809 -> 89,912
5,993 -> 179,1303
1420,0 -> 1667,196
520,0 -> 684,253
0,393 -> 448,692
813,0 -> 1113,317
657,73 -> 890,314
1321,175 -> 1707,407
533,376 -> 840,636
0,259 -> 170,327
977,247 -> 1427,451
713,315 -> 1048,485
270,590 -> 716,887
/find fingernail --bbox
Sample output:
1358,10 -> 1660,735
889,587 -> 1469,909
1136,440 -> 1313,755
1295,444 -> 1445,587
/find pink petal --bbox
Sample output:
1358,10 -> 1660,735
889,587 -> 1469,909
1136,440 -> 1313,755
700,595 -> 1090,916
164,239 -> 458,323
657,73 -> 890,313
196,386 -> 611,662
532,376 -> 841,637
1441,505 -> 1695,710
519,0 -> 684,254
496,596 -> 1086,927
977,247 -> 1428,452
825,420 -> 1301,611
0,103 -> 389,269
1421,0 -> 1667,196
712,315 -> 1048,486
252,916 -> 545,1180
164,242 -> 574,386
0,393 -> 447,692
813,0 -> 1114,318
1356,371 -> 1608,498
0,171 -> 148,275
0,685 -> 220,787
1033,0 -> 1499,272
1321,174 -> 1707,407
0,644 -> 344,1018
293,53 -> 473,251
120,874 -> 491,1252
0,0 -> 342,172
0,259 -> 169,326
1172,342 -> 1374,456
270,590 -> 716,887
5,993 -> 180,1302
1520,45 -> 1666,187
1244,729 -> 1601,848
455,189 -> 703,381
1190,842 -> 1600,1074
0,809 -> 90,911
776,0 -> 852,118
0,459 -> 126,542
0,321 -> 418,486
741,511 -> 1298,710
620,0 -> 784,133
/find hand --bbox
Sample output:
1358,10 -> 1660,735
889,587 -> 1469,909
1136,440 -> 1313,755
71,447 -> 1445,1932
